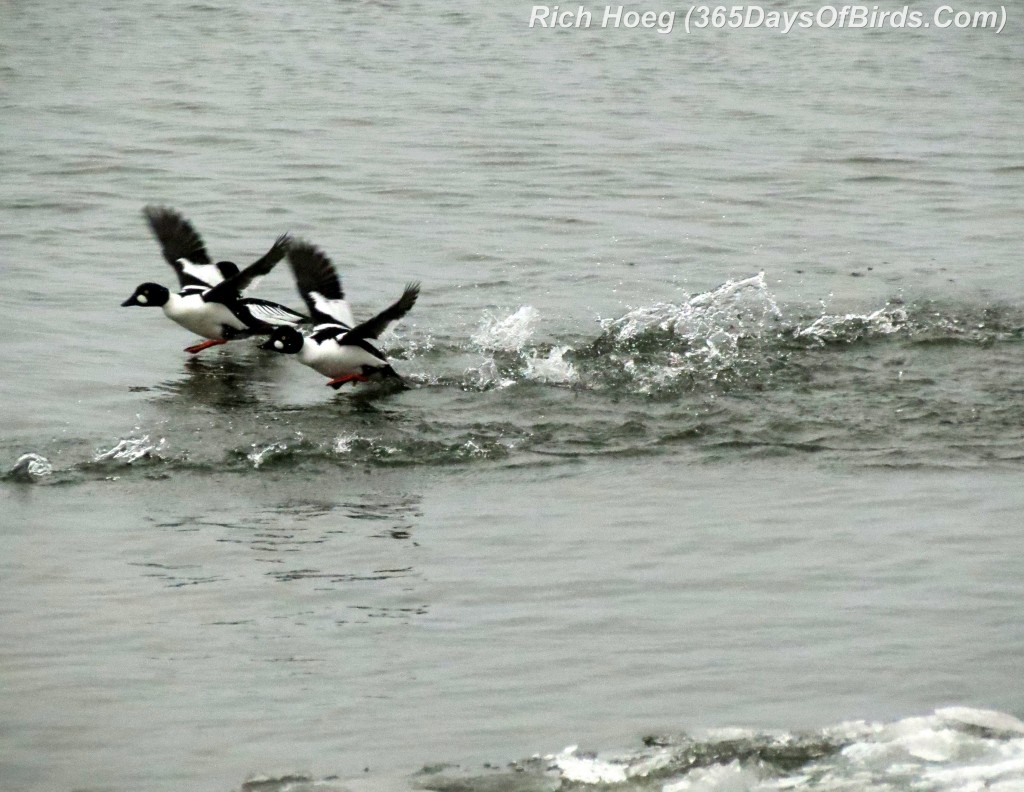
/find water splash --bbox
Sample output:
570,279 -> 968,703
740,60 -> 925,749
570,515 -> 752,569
601,273 -> 781,346
94,435 -> 167,464
662,760 -> 756,792
468,306 -> 546,389
332,434 -> 358,454
593,273 -> 783,392
247,442 -> 288,469
456,439 -> 492,459
469,357 -> 518,390
414,708 -> 1024,792
21,279 -> 1024,483
472,306 -> 538,353
524,346 -> 578,384
792,304 -> 909,345
6,453 -> 54,482
550,746 -> 631,784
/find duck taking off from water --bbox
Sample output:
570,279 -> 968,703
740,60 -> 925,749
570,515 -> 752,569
122,206 -> 307,354
260,240 -> 419,389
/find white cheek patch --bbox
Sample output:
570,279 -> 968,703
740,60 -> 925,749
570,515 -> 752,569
274,340 -> 284,350
137,294 -> 148,305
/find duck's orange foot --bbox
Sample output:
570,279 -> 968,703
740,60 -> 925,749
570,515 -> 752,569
184,339 -> 227,354
327,374 -> 370,389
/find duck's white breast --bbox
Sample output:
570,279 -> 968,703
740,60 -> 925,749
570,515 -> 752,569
163,293 -> 245,339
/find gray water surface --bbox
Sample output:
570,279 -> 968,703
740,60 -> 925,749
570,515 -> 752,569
2,2 -> 1023,791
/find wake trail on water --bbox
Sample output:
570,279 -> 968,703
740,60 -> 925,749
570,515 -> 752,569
234,708 -> 1024,792
6,273 -> 1024,483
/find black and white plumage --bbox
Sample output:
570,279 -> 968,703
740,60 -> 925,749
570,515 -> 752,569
141,206 -> 240,292
122,206 -> 307,354
260,241 -> 420,389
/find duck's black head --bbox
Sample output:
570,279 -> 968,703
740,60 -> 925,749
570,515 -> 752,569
259,326 -> 304,354
122,283 -> 170,308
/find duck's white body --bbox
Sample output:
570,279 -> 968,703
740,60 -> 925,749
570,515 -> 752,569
297,336 -> 386,379
125,206 -> 302,354
262,239 -> 419,388
162,292 -> 245,339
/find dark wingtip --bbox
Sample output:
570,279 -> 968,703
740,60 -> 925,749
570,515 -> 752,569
402,282 -> 421,308
141,205 -> 161,230
285,238 -> 322,261
141,204 -> 177,224
287,240 -> 345,304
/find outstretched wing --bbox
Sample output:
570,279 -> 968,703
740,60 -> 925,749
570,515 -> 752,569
311,323 -> 351,344
241,297 -> 308,327
287,241 -> 355,328
342,283 -> 420,344
204,233 -> 291,302
143,205 -> 228,290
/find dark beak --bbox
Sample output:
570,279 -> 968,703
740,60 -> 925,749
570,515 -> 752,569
121,297 -> 135,307
258,339 -> 275,351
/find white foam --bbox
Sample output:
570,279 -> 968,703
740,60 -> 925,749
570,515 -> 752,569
545,744 -> 680,786
9,453 -> 53,480
457,440 -> 489,458
468,357 -> 517,390
599,273 -> 782,390
702,727 -> 761,741
663,760 -> 761,792
830,710 -> 1024,791
472,306 -> 538,353
792,305 -> 907,344
537,709 -> 1024,792
897,727 -> 961,762
936,708 -> 1024,736
332,434 -> 358,454
922,749 -> 1024,787
524,345 -> 578,384
467,306 -> 549,389
603,273 -> 781,344
548,747 -> 628,784
94,435 -> 166,464
247,442 -> 286,469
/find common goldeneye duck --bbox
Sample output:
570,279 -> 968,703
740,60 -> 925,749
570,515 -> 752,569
122,206 -> 308,354
121,282 -> 170,308
264,325 -> 305,354
259,240 -> 419,389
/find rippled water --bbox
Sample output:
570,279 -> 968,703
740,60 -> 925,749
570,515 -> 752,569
2,2 -> 1023,791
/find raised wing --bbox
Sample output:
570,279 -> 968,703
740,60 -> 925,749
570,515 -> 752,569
342,283 -> 420,344
310,323 -> 351,344
241,297 -> 308,327
287,241 -> 355,328
204,233 -> 291,302
143,205 -> 228,290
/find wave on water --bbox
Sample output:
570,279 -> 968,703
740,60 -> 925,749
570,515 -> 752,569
6,274 -> 1024,483
597,273 -> 782,354
469,305 -> 579,388
5,452 -> 54,482
226,708 -> 1024,792
408,708 -> 1024,792
94,434 -> 168,465
588,273 -> 784,392
459,273 -> 970,397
